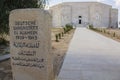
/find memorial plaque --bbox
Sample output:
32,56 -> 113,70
9,9 -> 53,80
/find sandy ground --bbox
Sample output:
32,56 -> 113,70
0,28 -> 75,80
91,28 -> 120,42
52,29 -> 75,77
104,29 -> 120,42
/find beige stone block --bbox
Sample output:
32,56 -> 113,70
9,9 -> 53,80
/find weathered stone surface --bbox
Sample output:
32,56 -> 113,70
9,9 -> 53,80
49,2 -> 118,28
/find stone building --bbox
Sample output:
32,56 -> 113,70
49,2 -> 118,28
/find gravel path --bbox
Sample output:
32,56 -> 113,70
58,27 -> 120,80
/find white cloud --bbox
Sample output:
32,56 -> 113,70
97,0 -> 105,2
114,0 -> 120,7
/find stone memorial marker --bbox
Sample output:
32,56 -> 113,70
9,9 -> 53,80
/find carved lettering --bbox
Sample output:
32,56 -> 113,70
12,57 -> 44,63
13,41 -> 40,48
11,20 -> 43,69
18,50 -> 36,56
15,21 -> 36,26
12,62 -> 44,69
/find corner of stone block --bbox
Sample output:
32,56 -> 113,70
10,9 -> 20,14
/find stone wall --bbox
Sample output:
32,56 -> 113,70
49,5 -> 62,27
49,2 -> 118,28
90,2 -> 111,28
110,9 -> 118,28
66,2 -> 90,27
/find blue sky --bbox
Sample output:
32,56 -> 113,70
49,0 -> 120,22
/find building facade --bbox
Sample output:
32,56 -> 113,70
49,2 -> 118,28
